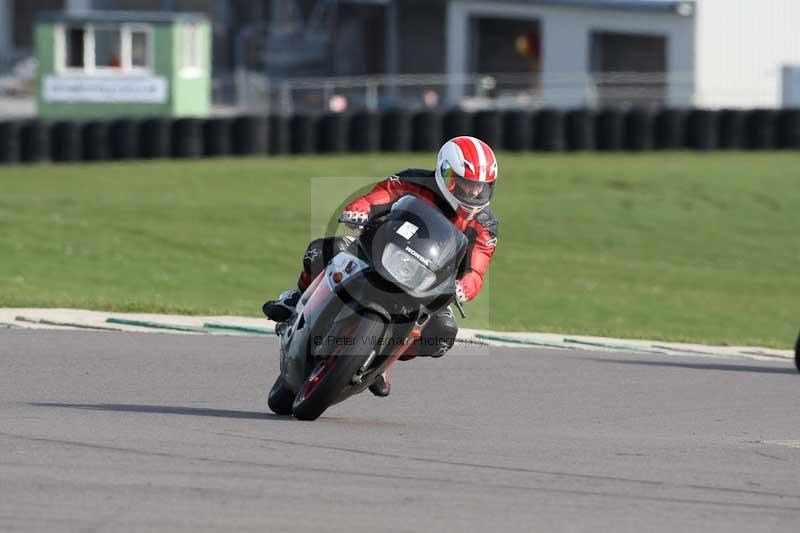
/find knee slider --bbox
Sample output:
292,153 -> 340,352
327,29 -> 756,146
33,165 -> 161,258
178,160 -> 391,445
426,310 -> 458,358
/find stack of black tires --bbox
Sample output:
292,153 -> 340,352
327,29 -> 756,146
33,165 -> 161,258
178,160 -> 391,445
2,108 -> 799,165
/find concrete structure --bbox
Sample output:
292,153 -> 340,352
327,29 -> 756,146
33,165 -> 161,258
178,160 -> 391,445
447,0 -> 695,107
446,0 -> 800,108
66,0 -> 92,12
5,0 -> 800,112
35,11 -> 211,118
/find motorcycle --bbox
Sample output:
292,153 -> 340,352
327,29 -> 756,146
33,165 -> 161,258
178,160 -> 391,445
267,195 -> 468,420
795,330 -> 799,373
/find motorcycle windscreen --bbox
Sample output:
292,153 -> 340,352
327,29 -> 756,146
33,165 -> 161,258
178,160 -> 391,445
361,195 -> 467,299
383,195 -> 466,272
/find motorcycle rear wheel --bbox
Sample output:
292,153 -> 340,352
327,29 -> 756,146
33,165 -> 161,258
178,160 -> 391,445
292,311 -> 385,421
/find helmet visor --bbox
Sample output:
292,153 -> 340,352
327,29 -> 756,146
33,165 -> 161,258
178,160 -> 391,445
453,175 -> 494,207
440,161 -> 495,207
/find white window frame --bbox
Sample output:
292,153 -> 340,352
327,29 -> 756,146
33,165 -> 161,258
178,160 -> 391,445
55,24 -> 89,74
125,24 -> 155,74
180,22 -> 204,79
88,24 -> 120,74
55,23 -> 154,76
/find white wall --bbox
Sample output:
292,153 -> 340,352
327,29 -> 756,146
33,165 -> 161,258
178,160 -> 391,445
695,0 -> 800,108
447,0 -> 696,107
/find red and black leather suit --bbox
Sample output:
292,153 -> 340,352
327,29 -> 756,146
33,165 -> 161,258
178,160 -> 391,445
297,169 -> 498,358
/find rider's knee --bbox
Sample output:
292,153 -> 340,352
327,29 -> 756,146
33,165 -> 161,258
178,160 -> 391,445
417,308 -> 458,358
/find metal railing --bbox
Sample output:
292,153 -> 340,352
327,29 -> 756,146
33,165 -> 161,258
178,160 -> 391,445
226,71 -> 696,115
0,69 -> 697,119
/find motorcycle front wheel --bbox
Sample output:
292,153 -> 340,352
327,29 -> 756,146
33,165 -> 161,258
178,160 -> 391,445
267,378 -> 295,416
292,311 -> 385,421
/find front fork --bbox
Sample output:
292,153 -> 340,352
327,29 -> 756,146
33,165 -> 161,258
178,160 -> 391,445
353,312 -> 430,385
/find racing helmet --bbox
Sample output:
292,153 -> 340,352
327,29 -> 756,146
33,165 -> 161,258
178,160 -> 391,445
434,136 -> 498,218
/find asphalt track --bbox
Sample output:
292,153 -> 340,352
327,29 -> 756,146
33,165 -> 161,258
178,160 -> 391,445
1,330 -> 799,532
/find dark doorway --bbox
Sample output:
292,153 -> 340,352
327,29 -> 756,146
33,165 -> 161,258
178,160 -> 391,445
469,16 -> 542,101
472,16 -> 541,74
333,3 -> 387,76
13,0 -> 65,50
590,31 -> 668,106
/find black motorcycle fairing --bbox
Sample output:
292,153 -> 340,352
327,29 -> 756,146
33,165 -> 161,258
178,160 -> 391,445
357,195 -> 467,300
330,266 -> 442,329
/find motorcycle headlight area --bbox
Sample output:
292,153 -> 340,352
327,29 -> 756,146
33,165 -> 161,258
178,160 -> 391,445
381,242 -> 437,292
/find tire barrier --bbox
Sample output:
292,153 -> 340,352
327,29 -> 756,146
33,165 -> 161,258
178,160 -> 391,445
745,110 -> 777,150
140,118 -> 171,159
1,108 -> 795,166
0,121 -> 21,163
317,113 -> 349,153
718,110 -> 747,150
349,111 -> 381,153
777,109 -> 800,149
501,111 -> 534,151
686,110 -> 719,151
109,119 -> 139,160
269,115 -> 290,155
623,108 -> 655,151
411,111 -> 442,152
20,120 -> 50,163
172,118 -> 203,158
654,109 -> 688,150
203,118 -> 232,157
565,109 -> 596,151
595,109 -> 625,151
534,109 -> 565,151
289,114 -> 317,154
442,109 -> 474,143
232,115 -> 269,156
82,121 -> 110,161
474,110 -> 503,150
381,109 -> 412,152
51,121 -> 82,163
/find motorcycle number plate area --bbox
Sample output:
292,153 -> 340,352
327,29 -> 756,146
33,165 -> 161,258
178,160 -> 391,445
396,221 -> 419,240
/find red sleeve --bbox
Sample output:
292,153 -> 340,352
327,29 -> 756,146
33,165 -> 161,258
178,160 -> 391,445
456,225 -> 497,301
344,176 -> 410,216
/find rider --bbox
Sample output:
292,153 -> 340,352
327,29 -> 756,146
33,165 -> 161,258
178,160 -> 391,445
263,136 -> 499,397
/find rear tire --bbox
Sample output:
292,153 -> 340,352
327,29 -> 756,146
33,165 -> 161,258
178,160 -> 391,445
267,378 -> 295,415
292,311 -> 385,421
794,331 -> 799,373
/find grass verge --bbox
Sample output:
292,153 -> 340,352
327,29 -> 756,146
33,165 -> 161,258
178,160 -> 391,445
1,152 -> 798,348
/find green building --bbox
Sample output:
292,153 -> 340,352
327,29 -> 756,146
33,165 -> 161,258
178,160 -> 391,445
35,11 -> 211,119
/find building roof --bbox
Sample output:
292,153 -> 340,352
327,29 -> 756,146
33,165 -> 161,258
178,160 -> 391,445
37,11 -> 209,25
484,0 -> 694,13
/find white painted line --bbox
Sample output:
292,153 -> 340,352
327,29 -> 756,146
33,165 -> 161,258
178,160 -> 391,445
0,308 -> 794,364
761,440 -> 800,449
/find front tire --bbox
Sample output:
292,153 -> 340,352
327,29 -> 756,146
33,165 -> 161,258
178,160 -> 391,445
292,311 -> 385,421
794,330 -> 799,373
267,378 -> 295,415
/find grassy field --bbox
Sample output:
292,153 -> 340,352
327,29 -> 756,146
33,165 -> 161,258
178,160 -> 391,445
1,153 -> 798,348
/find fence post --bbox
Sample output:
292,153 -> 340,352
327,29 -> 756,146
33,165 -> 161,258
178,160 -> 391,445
279,81 -> 293,116
366,80 -> 379,112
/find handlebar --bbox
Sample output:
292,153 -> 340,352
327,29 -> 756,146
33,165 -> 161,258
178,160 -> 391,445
453,298 -> 467,319
337,217 -> 367,228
